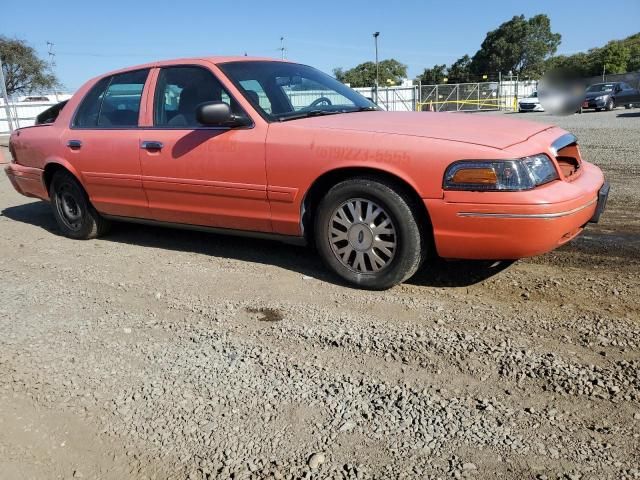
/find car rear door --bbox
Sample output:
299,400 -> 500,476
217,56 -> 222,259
61,69 -> 151,218
138,63 -> 271,232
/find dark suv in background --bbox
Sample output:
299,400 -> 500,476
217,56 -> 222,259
582,82 -> 640,111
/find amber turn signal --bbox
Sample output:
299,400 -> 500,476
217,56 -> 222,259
451,168 -> 497,185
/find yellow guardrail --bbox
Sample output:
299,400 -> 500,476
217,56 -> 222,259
416,98 -> 517,111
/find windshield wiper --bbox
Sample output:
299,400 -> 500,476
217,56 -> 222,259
345,106 -> 379,113
277,110 -> 344,122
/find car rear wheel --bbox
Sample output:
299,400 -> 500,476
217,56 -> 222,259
50,170 -> 110,239
314,177 -> 424,289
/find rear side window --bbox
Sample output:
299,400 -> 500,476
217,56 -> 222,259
154,66 -> 244,127
73,77 -> 110,127
73,69 -> 149,128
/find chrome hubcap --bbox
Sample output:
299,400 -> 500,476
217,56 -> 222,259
328,198 -> 397,273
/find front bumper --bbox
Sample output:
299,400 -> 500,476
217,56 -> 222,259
518,103 -> 544,112
424,161 -> 607,260
582,98 -> 607,109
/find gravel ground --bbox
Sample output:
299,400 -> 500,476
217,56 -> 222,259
0,109 -> 639,480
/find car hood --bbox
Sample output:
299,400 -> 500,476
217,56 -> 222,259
585,91 -> 611,99
519,97 -> 539,103
292,111 -> 551,150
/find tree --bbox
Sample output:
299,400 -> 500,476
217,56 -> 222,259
415,64 -> 447,85
543,52 -> 592,78
469,14 -> 561,78
543,33 -> 640,78
0,36 -> 59,97
447,55 -> 472,83
333,59 -> 407,87
599,41 -> 631,74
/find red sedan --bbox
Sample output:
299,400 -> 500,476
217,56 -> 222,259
5,57 -> 608,289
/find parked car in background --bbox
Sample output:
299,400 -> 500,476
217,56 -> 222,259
582,82 -> 640,111
5,57 -> 609,289
518,91 -> 544,112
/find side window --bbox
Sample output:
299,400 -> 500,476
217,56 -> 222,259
73,77 -> 110,127
239,79 -> 272,114
154,66 -> 243,127
99,70 -> 149,127
73,70 -> 149,128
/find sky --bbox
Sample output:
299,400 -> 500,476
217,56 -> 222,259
3,0 -> 640,93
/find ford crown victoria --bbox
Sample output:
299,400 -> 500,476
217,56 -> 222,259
5,57 -> 608,289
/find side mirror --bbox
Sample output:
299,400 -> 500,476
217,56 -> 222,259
196,101 -> 251,127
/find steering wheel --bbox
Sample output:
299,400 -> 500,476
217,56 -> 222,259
309,97 -> 332,108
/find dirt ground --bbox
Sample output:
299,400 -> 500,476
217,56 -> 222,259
0,109 -> 638,480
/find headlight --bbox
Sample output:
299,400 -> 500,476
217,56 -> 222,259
595,95 -> 606,101
443,154 -> 559,191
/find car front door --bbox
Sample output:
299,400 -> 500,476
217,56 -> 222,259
622,83 -> 640,105
139,64 -> 271,232
61,69 -> 151,218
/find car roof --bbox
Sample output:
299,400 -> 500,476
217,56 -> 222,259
99,56 -> 290,78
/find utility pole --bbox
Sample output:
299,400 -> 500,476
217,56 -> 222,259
0,57 -> 14,132
373,32 -> 380,104
279,37 -> 286,60
47,41 -> 59,102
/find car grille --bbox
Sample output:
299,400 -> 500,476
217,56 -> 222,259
519,103 -> 537,110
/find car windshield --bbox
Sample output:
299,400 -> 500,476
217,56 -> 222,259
587,84 -> 615,92
219,61 -> 378,121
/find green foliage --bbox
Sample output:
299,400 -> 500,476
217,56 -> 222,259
414,14 -> 561,84
415,64 -> 447,85
598,41 -> 631,74
544,33 -> 640,77
333,59 -> 407,88
469,14 -> 560,77
447,55 -> 472,83
0,36 -> 59,96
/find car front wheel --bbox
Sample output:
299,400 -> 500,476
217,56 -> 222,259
50,170 -> 110,239
314,177 -> 424,289
605,99 -> 615,111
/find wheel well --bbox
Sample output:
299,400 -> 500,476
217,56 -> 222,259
302,167 -> 433,247
43,163 -> 73,192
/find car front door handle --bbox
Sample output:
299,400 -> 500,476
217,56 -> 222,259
67,140 -> 82,149
141,141 -> 163,151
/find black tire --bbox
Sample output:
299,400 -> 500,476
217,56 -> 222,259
49,170 -> 110,239
314,177 -> 425,289
605,98 -> 615,111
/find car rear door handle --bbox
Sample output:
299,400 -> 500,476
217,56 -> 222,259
141,141 -> 163,151
67,140 -> 82,149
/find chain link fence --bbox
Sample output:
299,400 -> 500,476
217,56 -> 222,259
416,81 -> 537,112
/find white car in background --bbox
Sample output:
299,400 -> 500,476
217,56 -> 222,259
518,91 -> 544,112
